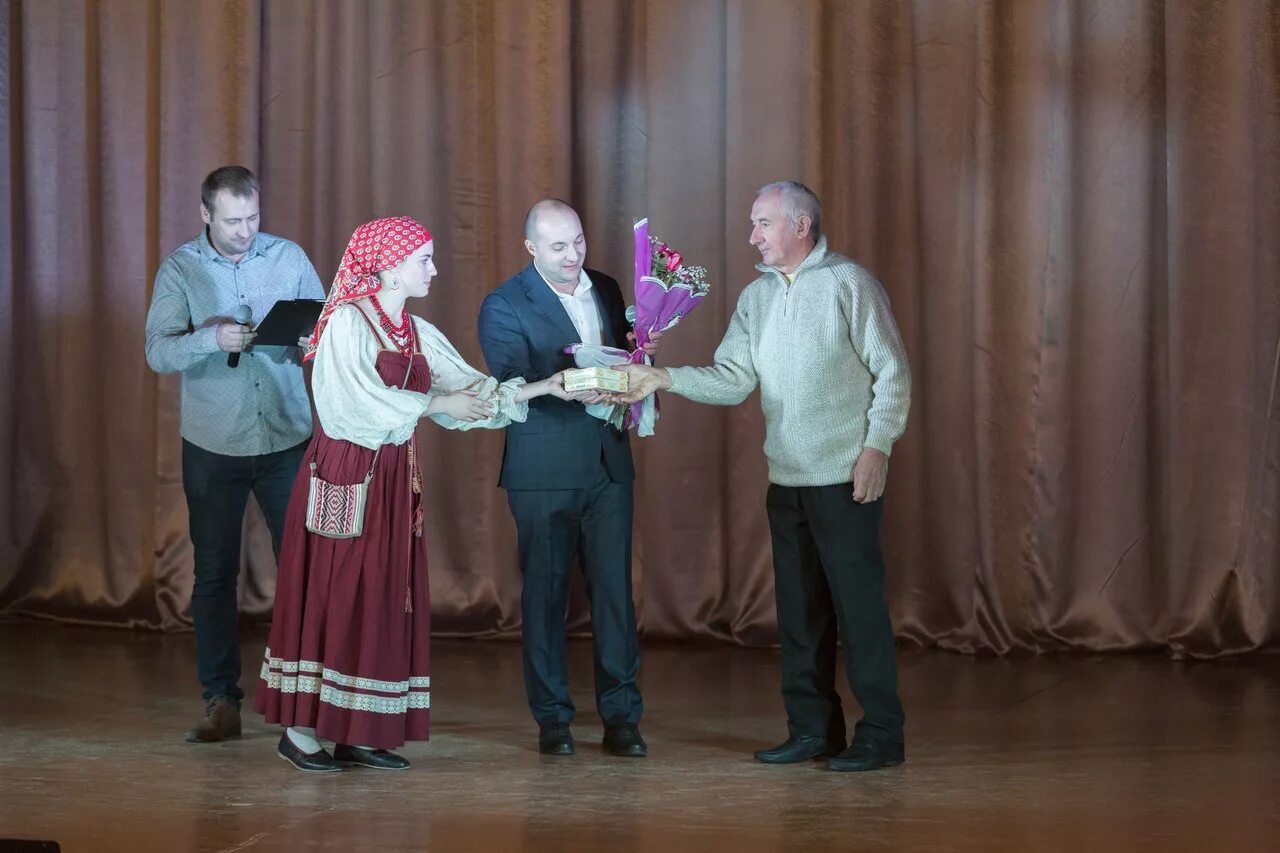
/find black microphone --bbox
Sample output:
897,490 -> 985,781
227,304 -> 252,368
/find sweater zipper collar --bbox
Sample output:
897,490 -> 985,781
756,236 -> 829,285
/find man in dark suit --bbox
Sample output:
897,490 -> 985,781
478,199 -> 656,758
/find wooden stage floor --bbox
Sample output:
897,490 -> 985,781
0,622 -> 1277,852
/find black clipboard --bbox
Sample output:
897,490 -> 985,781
253,299 -> 325,346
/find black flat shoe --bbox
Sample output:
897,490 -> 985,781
333,744 -> 411,770
277,733 -> 341,773
538,723 -> 575,755
826,740 -> 905,772
602,724 -> 647,758
753,735 -> 845,764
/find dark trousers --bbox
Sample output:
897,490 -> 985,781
765,483 -> 905,745
506,464 -> 643,727
181,439 -> 306,704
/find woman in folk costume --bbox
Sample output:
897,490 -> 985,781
256,216 -> 573,772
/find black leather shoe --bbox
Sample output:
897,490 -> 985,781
277,733 -> 341,773
334,744 -> 410,770
538,723 -> 575,755
754,735 -> 845,764
826,740 -> 905,772
602,724 -> 647,758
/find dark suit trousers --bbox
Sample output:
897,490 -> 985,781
765,484 -> 905,745
506,463 -> 643,727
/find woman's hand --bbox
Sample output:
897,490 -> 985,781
544,373 -> 570,401
543,372 -> 578,401
543,371 -> 605,402
428,390 -> 495,422
512,373 -> 602,402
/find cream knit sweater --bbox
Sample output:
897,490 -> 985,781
666,238 -> 911,487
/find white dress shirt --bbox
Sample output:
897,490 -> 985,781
538,267 -> 603,346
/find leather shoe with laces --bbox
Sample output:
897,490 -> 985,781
826,739 -> 905,772
184,696 -> 242,743
334,744 -> 411,770
602,724 -> 647,757
538,723 -> 575,755
276,733 -> 341,773
753,735 -> 845,764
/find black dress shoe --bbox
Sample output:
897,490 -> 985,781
277,733 -> 341,773
754,735 -> 845,764
334,744 -> 411,770
538,722 -> 575,755
602,724 -> 647,758
826,740 -> 905,772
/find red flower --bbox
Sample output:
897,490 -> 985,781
665,251 -> 683,272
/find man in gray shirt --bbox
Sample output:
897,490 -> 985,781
616,181 -> 910,772
145,166 -> 324,743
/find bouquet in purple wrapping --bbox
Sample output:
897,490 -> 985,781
565,218 -> 710,435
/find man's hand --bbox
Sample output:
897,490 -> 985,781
851,447 -> 888,503
608,363 -> 670,404
428,390 -> 496,423
296,335 -> 312,349
216,323 -> 256,353
626,329 -> 664,358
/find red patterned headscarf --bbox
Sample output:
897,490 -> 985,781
305,216 -> 433,361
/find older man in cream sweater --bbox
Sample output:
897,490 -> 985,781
616,181 -> 910,772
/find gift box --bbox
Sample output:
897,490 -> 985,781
563,367 -> 628,393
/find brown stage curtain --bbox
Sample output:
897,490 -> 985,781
1,0 -> 1276,657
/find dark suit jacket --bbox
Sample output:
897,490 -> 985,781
478,263 -> 635,490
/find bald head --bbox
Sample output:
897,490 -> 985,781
524,199 -> 587,288
524,198 -> 578,241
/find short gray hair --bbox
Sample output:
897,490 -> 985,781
758,180 -> 822,240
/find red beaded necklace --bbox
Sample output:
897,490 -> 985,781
369,294 -> 414,356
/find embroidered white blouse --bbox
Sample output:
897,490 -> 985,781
312,304 -> 528,450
